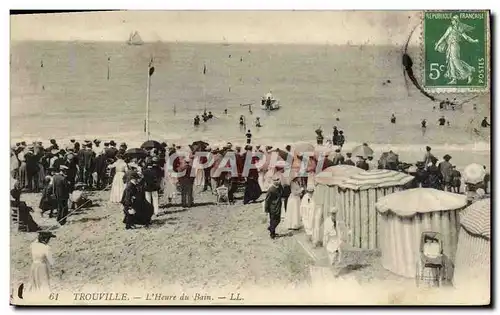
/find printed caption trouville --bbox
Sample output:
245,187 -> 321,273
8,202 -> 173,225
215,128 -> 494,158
70,292 -> 244,302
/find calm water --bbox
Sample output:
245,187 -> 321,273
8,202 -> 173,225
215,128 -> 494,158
10,41 -> 491,153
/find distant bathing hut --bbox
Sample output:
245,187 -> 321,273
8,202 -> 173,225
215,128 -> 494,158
127,31 -> 144,46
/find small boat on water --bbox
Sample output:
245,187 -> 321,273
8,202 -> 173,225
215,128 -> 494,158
260,97 -> 281,111
127,31 -> 144,46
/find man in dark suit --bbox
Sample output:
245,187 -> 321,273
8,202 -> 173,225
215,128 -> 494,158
80,144 -> 96,189
64,153 -> 78,192
52,166 -> 70,225
265,176 -> 283,239
142,161 -> 161,216
105,141 -> 119,160
178,159 -> 195,208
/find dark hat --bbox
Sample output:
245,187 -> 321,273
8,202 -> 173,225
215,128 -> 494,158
104,142 -> 110,146
110,140 -> 116,146
443,154 -> 452,161
21,141 -> 27,146
39,231 -> 56,239
84,140 -> 91,144
70,139 -> 76,143
49,139 -> 56,144
346,152 -> 352,156
15,142 -> 20,146
426,146 -> 431,151
335,149 -> 341,153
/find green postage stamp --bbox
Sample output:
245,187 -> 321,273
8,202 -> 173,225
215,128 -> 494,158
423,11 -> 490,93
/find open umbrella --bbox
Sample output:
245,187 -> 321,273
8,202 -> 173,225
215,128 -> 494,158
351,143 -> 374,158
291,142 -> 315,155
124,148 -> 148,159
141,140 -> 162,150
191,140 -> 210,152
463,163 -> 486,184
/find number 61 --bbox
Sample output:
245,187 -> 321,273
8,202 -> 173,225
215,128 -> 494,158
429,63 -> 446,80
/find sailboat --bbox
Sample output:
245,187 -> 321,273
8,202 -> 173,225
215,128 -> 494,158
127,31 -> 144,46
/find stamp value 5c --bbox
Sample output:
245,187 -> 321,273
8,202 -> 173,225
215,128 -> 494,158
423,11 -> 489,93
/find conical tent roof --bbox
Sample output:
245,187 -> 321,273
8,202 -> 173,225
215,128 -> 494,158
376,188 -> 467,216
460,198 -> 490,239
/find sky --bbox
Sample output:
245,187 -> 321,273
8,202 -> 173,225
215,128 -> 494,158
10,11 -> 421,45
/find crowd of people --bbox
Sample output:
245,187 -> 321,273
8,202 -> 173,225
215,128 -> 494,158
10,135 -> 489,236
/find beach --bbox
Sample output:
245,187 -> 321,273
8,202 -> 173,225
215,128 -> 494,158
10,40 -> 491,305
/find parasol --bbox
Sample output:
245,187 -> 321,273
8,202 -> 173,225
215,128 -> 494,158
124,148 -> 148,159
291,142 -> 315,156
191,140 -> 210,152
351,143 -> 374,158
463,163 -> 486,184
141,140 -> 162,150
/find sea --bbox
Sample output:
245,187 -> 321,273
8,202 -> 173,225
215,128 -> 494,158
10,41 -> 491,168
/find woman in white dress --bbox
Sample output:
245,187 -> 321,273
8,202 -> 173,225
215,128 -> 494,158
29,231 -> 56,294
163,159 -> 178,203
109,154 -> 128,203
284,176 -> 303,230
300,186 -> 315,238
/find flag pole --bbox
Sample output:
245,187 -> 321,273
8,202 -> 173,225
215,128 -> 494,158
146,57 -> 154,140
203,63 -> 207,113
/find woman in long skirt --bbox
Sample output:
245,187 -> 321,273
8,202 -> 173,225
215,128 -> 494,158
109,154 -> 128,203
300,186 -> 315,238
29,231 -> 56,294
284,177 -> 303,230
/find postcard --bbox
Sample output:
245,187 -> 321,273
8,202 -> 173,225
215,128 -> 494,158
10,10 -> 491,305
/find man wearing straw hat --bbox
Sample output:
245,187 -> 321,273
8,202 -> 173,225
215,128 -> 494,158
52,165 -> 70,225
265,175 -> 284,239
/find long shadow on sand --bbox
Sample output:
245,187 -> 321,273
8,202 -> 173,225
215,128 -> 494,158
275,231 -> 294,238
159,201 -> 216,210
150,216 -> 179,227
69,203 -> 102,216
69,215 -> 109,224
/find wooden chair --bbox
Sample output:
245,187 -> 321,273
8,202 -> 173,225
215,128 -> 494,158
215,186 -> 230,206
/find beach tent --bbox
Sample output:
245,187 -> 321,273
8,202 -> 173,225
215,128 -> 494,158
375,188 -> 467,278
311,165 -> 363,246
336,169 -> 414,250
453,198 -> 490,291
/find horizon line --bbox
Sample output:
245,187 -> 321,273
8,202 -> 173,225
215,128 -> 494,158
10,39 -> 421,47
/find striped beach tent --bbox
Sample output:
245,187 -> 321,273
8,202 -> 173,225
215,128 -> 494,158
336,169 -> 414,249
375,188 -> 467,278
453,198 -> 490,292
311,165 -> 363,247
